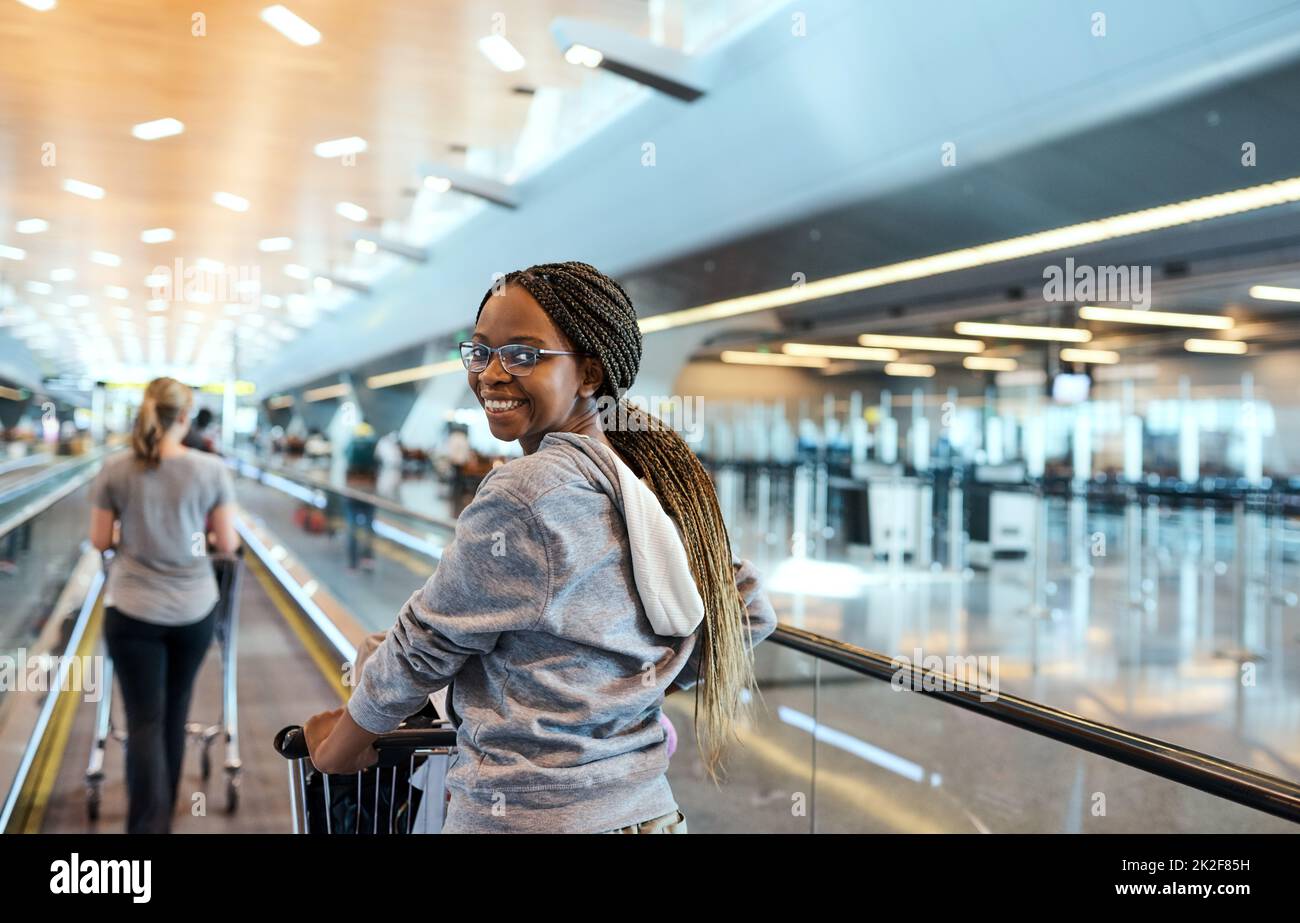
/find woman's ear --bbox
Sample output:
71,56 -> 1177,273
577,357 -> 606,398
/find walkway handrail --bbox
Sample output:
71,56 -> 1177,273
770,624 -> 1300,824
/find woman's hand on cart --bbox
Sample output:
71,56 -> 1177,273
303,707 -> 380,774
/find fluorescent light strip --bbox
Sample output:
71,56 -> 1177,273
637,175 -> 1300,335
335,202 -> 368,222
478,34 -> 525,72
90,250 -> 120,267
259,237 -> 293,252
1060,347 -> 1119,364
213,191 -> 250,212
303,382 -> 349,402
720,350 -> 829,368
859,334 -> 984,353
15,218 -> 48,234
132,117 -> 184,140
260,4 -> 320,46
564,43 -> 603,68
954,321 -> 1091,342
884,362 -> 935,377
0,245 -> 25,261
314,136 -> 367,158
1248,284 -> 1300,303
366,359 -> 463,389
63,179 -> 104,200
1078,305 -> 1232,330
1185,338 -> 1248,355
963,356 -> 1018,371
141,227 -> 174,243
782,342 -> 898,362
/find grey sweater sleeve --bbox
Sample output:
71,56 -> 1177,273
673,557 -> 778,691
347,476 -> 551,734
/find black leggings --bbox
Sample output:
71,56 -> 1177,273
104,605 -> 216,833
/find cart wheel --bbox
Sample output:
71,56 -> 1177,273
225,777 -> 240,814
87,788 -> 100,822
200,746 -> 211,781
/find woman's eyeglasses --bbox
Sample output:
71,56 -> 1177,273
459,341 -> 586,377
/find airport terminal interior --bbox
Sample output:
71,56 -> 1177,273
2,0 -> 1299,836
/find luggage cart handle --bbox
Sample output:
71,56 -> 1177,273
275,725 -> 458,763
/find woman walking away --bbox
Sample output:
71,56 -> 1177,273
304,261 -> 778,834
89,377 -> 239,833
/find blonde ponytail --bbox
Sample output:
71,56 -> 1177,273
132,377 -> 192,468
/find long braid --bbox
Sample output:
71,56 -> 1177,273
476,262 -> 757,781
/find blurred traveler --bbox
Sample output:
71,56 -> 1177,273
88,377 -> 239,834
181,407 -> 218,454
344,422 -> 378,571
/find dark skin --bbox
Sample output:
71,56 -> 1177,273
304,284 -> 681,775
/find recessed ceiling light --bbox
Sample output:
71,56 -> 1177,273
858,334 -> 984,353
259,237 -> 293,252
50,268 -> 76,282
132,118 -> 184,140
963,356 -> 1018,371
478,34 -> 525,72
1248,284 -> 1300,303
67,295 -> 90,307
25,281 -> 52,294
91,250 -> 121,267
260,5 -> 320,46
1059,348 -> 1120,364
720,350 -> 829,368
15,219 -> 48,234
335,202 -> 368,222
884,362 -> 936,378
563,43 -> 603,68
284,264 -> 311,280
141,227 -> 174,244
781,343 -> 897,362
1185,338 -> 1248,355
63,179 -> 105,200
0,245 -> 26,261
16,0 -> 57,11
196,258 -> 225,273
314,137 -> 367,158
104,286 -> 129,300
1078,305 -> 1231,330
213,191 -> 250,212
954,322 -> 1092,343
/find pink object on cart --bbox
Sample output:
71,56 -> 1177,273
658,712 -> 678,757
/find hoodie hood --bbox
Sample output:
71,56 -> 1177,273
540,431 -> 705,637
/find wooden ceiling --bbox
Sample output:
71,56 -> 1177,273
0,0 -> 663,379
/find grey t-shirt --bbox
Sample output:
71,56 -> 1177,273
91,450 -> 236,626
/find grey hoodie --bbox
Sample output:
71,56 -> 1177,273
347,431 -> 778,833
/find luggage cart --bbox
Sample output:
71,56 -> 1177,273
85,547 -> 246,820
274,712 -> 457,834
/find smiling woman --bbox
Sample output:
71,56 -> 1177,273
303,260 -> 778,834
